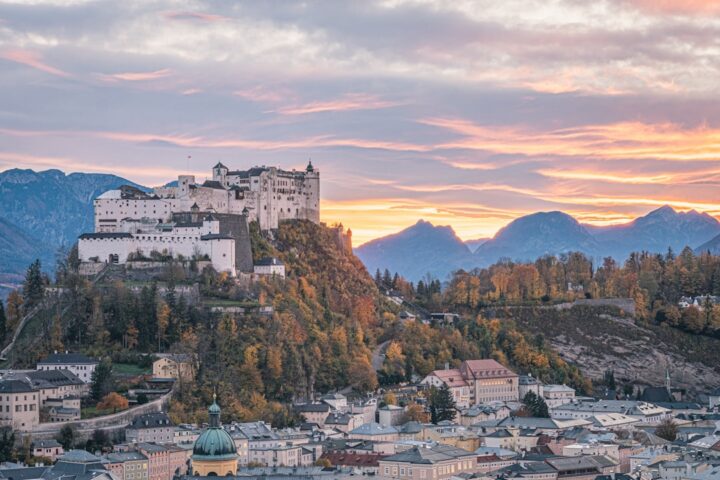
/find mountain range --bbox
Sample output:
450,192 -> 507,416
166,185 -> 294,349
355,207 -> 720,282
0,168 -> 144,295
3,168 -> 720,290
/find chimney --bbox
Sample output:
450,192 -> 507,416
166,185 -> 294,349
444,362 -> 449,370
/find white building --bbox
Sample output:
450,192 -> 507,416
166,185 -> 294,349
254,257 -> 285,278
94,162 -> 319,233
36,352 -> 98,383
78,215 -> 236,275
542,384 -> 576,407
551,400 -> 671,423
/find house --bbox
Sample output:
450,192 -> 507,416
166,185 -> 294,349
542,385 -> 576,408
545,455 -> 618,479
36,352 -> 98,383
378,444 -> 476,479
471,416 -> 592,437
458,404 -> 511,426
551,400 -> 671,423
520,375 -> 544,399
320,393 -> 347,410
348,422 -> 399,442
430,313 -> 460,325
135,443 -> 187,480
0,379 -> 40,430
324,412 -> 364,433
378,405 -> 405,427
126,412 -> 175,444
294,403 -> 331,426
254,257 -> 285,278
31,439 -> 64,461
103,451 -> 149,480
421,359 -> 519,406
320,451 -> 384,475
480,427 -> 539,452
421,368 -> 471,408
152,354 -> 194,382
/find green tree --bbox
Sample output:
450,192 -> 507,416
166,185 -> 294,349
0,427 -> 14,462
428,385 -> 456,424
90,359 -> 114,402
57,424 -> 77,450
23,259 -> 44,311
522,391 -> 549,418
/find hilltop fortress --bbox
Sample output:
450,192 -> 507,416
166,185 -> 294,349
78,162 -> 320,276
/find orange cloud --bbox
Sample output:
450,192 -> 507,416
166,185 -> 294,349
424,117 -> 720,162
98,69 -> 173,82
0,49 -> 70,78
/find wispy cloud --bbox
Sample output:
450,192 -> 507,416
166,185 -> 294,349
97,68 -> 172,82
275,93 -> 403,115
0,49 -> 71,78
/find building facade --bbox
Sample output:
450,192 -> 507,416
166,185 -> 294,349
421,359 -> 519,406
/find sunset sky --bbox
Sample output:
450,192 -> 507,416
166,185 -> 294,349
2,0 -> 720,245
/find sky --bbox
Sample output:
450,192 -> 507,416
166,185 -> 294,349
2,0 -> 720,246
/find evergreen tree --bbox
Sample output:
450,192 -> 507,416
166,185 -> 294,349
0,427 -> 14,462
522,391 -> 549,417
56,424 -> 76,450
23,259 -> 44,311
374,269 -> 382,287
90,359 -> 114,402
428,385 -> 456,424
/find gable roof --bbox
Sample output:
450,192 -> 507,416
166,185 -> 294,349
461,359 -> 517,378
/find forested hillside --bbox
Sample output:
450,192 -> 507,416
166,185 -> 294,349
0,220 -> 592,426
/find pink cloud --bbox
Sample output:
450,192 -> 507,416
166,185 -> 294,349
0,49 -> 70,78
162,11 -> 228,22
275,93 -> 403,115
621,0 -> 720,14
97,68 -> 172,82
233,86 -> 294,104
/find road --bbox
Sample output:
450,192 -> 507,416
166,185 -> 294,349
371,340 -> 390,371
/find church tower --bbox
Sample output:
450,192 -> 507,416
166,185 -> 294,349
191,394 -> 238,476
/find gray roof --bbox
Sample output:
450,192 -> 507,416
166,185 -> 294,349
32,440 -> 61,449
38,353 -> 97,365
129,412 -> 173,429
349,422 -> 397,436
103,452 -> 147,463
79,232 -> 133,240
0,379 -> 35,393
381,444 -> 475,464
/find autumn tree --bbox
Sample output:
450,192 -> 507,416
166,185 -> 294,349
403,402 -> 429,423
347,356 -> 378,393
97,392 -> 129,413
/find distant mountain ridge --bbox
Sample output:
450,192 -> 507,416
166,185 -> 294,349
0,168 -> 145,293
354,219 -> 471,282
355,206 -> 720,282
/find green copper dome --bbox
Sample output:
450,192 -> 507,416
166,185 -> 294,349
192,398 -> 238,461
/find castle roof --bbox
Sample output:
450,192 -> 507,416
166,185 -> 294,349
213,162 -> 228,170
201,180 -> 226,190
79,232 -> 133,240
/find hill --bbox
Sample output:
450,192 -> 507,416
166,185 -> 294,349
354,220 -> 472,282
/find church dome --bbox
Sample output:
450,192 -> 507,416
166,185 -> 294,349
192,400 -> 238,461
